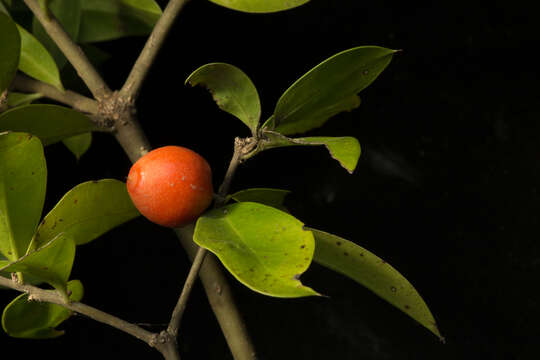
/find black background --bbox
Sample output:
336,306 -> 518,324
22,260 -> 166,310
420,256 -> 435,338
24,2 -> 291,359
2,0 -> 539,359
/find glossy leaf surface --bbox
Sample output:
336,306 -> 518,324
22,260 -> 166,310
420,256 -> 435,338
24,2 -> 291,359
230,188 -> 290,211
0,132 -> 46,261
16,23 -> 63,90
1,235 -> 75,298
32,0 -> 81,69
78,0 -> 162,43
62,132 -> 91,160
0,12 -> 20,93
194,202 -> 319,297
271,46 -> 396,135
186,63 -> 261,135
310,228 -> 443,340
32,179 -> 139,247
2,280 -> 83,338
208,0 -> 309,13
0,104 -> 100,145
260,131 -> 361,173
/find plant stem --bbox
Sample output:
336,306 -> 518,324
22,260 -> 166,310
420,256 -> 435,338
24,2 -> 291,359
0,275 -> 155,345
217,138 -> 244,203
12,74 -> 99,114
22,0 -> 111,99
167,246 -> 207,338
167,139 -> 245,338
121,0 -> 191,100
168,140 -> 256,359
175,226 -> 257,360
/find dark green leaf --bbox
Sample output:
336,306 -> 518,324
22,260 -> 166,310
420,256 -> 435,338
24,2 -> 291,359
31,179 -> 140,247
194,202 -> 319,297
208,0 -> 309,13
78,0 -> 162,43
310,228 -> 443,341
0,235 -> 75,298
0,104 -> 101,145
16,23 -> 63,90
260,131 -> 361,173
2,279 -> 83,338
62,132 -> 91,160
32,0 -> 81,69
0,132 -> 46,261
230,188 -> 290,211
0,12 -> 20,93
186,63 -> 261,136
6,92 -> 43,107
270,46 -> 396,135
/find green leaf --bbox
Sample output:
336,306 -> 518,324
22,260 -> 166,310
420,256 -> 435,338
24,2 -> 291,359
32,0 -> 82,70
16,23 -> 63,90
62,132 -> 91,160
2,279 -> 83,338
186,63 -> 261,136
194,202 -> 319,298
78,0 -> 162,43
263,95 -> 361,135
0,234 -> 76,298
0,12 -> 20,93
310,228 -> 443,341
0,104 -> 100,145
230,188 -> 290,211
270,46 -> 396,135
208,0 -> 310,13
6,92 -> 43,107
260,131 -> 361,173
31,179 -> 140,248
0,132 -> 46,261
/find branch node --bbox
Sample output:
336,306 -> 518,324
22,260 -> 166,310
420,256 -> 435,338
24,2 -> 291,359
98,91 -> 136,130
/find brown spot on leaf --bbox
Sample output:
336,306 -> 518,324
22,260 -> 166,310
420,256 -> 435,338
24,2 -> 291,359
300,245 -> 305,249
336,241 -> 342,246
343,252 -> 349,256
74,199 -> 78,204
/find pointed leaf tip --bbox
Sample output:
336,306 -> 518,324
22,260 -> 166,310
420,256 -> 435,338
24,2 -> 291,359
272,46 -> 395,135
310,228 -> 443,341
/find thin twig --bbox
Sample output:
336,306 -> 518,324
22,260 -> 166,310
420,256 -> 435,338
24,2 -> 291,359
120,0 -> 191,100
0,275 -> 156,345
12,74 -> 99,114
167,139 -> 246,337
217,138 -> 244,203
167,247 -> 208,338
22,0 -> 111,99
175,226 -> 257,360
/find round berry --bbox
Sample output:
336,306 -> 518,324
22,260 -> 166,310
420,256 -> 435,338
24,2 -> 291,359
127,146 -> 213,228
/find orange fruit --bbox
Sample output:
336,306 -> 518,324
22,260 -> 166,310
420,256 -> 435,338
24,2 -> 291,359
127,146 -> 213,227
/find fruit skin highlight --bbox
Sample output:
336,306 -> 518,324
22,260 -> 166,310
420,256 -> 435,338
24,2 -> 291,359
127,146 -> 213,228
